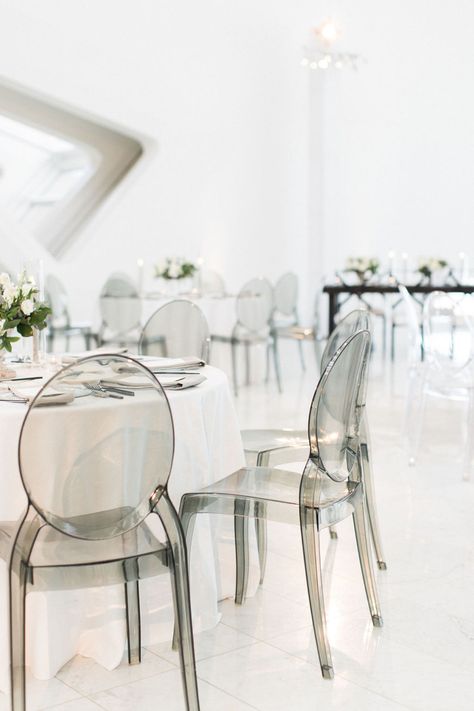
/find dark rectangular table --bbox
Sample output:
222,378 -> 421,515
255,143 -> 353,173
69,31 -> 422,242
323,283 -> 474,332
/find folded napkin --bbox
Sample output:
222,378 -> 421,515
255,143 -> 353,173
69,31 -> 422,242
0,385 -> 74,406
102,373 -> 207,391
114,355 -> 206,374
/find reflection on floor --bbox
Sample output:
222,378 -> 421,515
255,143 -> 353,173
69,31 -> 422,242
2,339 -> 474,710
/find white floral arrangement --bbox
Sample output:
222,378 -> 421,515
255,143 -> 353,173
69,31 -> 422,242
0,272 -> 51,352
344,257 -> 379,281
154,257 -> 197,280
417,258 -> 448,279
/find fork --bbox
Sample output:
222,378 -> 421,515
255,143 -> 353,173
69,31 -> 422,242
84,384 -> 123,399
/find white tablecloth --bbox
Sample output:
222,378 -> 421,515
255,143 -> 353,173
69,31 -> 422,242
0,365 -> 255,690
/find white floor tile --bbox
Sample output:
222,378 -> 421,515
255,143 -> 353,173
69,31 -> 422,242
0,670 -> 81,711
56,649 -> 175,696
218,588 -> 311,641
90,667 -> 256,711
44,699 -> 104,710
197,641 -> 410,711
146,621 -> 256,663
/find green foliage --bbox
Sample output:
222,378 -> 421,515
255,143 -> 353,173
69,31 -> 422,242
155,257 -> 197,280
0,273 -> 52,352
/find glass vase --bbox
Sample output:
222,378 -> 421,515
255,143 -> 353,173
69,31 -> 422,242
0,350 -> 16,378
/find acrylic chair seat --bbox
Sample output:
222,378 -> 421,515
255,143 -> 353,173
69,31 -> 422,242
240,309 -> 387,577
195,464 -> 358,509
179,331 -> 383,680
2,354 -> 200,711
240,428 -> 308,465
0,517 -> 168,591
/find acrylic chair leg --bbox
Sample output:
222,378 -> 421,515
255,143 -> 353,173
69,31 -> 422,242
172,507 -> 197,651
328,526 -> 338,540
405,366 -> 426,466
463,390 -> 474,481
297,339 -> 306,371
272,338 -> 283,394
156,494 -> 200,711
244,343 -> 251,386
124,580 -> 141,665
254,501 -> 267,585
300,506 -> 334,679
265,341 -> 271,383
9,508 -> 43,711
352,500 -> 383,627
234,499 -> 250,604
9,556 -> 28,711
390,323 -> 396,361
360,440 -> 386,569
231,341 -> 239,396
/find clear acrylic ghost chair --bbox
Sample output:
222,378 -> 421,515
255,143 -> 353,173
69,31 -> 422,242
0,355 -> 200,711
392,285 -> 424,362
405,291 -> 474,479
101,272 -> 139,297
211,277 -> 281,395
45,274 -> 94,352
139,299 -> 210,361
98,275 -> 141,347
271,287 -> 326,368
270,272 -> 306,371
197,269 -> 226,297
240,309 -> 386,590
179,331 -> 382,679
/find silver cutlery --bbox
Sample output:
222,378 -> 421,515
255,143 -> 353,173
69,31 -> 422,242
98,382 -> 135,396
0,376 -> 43,382
84,384 -> 123,399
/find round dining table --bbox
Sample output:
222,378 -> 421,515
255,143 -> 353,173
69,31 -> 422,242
0,362 -> 258,692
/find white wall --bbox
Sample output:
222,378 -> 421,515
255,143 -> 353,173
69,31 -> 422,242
0,0 -> 473,323
319,0 -> 474,277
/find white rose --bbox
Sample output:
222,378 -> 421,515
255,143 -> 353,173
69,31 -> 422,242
0,273 -> 11,288
155,259 -> 167,276
3,284 -> 17,307
20,299 -> 35,316
168,263 -> 181,279
21,282 -> 34,297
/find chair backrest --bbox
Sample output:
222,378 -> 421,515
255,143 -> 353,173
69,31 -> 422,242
199,269 -> 226,297
303,330 -> 371,495
274,272 -> 298,317
100,296 -> 142,334
321,309 -> 371,371
18,355 -> 174,540
423,291 -> 473,371
236,277 -> 274,332
101,272 -> 138,298
139,299 -> 210,360
398,285 -> 422,362
46,274 -> 69,326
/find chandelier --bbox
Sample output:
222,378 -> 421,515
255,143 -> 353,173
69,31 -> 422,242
301,19 -> 364,71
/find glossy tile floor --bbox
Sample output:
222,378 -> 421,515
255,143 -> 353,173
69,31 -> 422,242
2,336 -> 474,710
